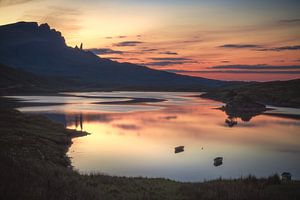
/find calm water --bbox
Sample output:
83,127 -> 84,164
9,92 -> 300,182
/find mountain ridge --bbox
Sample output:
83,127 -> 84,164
0,21 -> 226,91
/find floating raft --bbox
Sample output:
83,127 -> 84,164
214,157 -> 223,166
175,146 -> 184,153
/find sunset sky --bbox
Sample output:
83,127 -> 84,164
0,0 -> 299,81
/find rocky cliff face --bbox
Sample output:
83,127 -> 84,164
0,21 -> 65,47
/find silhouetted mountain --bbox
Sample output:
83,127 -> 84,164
0,63 -> 82,94
0,21 -> 225,91
0,63 -> 53,94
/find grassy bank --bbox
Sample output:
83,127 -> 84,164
201,79 -> 300,108
0,97 -> 300,200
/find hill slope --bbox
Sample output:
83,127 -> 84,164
0,63 -> 82,94
0,21 -> 225,91
201,79 -> 300,107
0,63 -> 53,94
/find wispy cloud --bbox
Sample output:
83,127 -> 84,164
105,35 -> 127,39
181,39 -> 202,44
277,19 -> 300,24
142,57 -> 196,66
149,57 -> 192,61
159,51 -> 178,55
87,48 -> 124,55
144,61 -> 187,66
218,43 -> 300,52
167,69 -> 300,74
126,58 -> 142,61
159,115 -> 177,120
141,48 -> 159,52
139,48 -> 178,55
258,45 -> 300,51
221,60 -> 230,63
208,65 -> 300,70
210,18 -> 300,37
23,6 -> 82,32
114,41 -> 143,47
0,0 -> 36,7
219,44 -> 262,49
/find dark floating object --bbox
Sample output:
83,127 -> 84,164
175,146 -> 184,153
281,172 -> 292,181
213,157 -> 223,167
225,118 -> 238,127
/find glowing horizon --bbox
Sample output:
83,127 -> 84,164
0,0 -> 299,81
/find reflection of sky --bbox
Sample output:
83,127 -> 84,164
9,92 -> 300,181
1,0 -> 300,80
17,104 -> 161,113
8,92 -> 201,113
66,104 -> 300,181
266,106 -> 300,115
63,91 -> 200,105
7,95 -> 130,104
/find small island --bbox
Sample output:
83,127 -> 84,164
220,94 -> 267,121
202,79 -> 300,109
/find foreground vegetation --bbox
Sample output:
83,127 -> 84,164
1,97 -> 300,200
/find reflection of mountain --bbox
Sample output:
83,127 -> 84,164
73,114 -> 83,130
225,117 -> 238,127
0,22 -> 226,92
44,113 -> 116,129
220,95 -> 267,124
222,108 -> 263,126
223,107 -> 264,122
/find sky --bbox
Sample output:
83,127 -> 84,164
0,0 -> 300,81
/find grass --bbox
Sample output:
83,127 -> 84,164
0,97 -> 300,200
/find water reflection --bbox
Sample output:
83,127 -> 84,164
222,108 -> 262,122
8,92 -> 300,182
74,113 -> 83,131
225,117 -> 238,127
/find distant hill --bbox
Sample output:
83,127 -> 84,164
201,79 -> 300,108
0,63 -> 77,94
0,63 -> 52,94
0,21 -> 225,91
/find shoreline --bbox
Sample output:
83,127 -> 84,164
1,96 -> 300,199
200,79 -> 300,109
4,94 -> 166,108
4,86 -> 300,109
